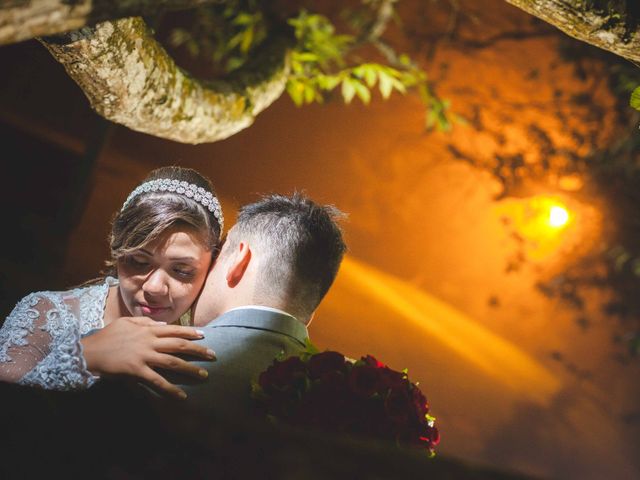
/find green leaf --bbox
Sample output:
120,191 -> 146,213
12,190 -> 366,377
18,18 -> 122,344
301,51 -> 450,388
287,80 -> 305,107
225,56 -> 245,72
353,64 -> 378,88
317,74 -> 341,91
228,32 -> 244,49
378,71 -> 393,99
294,52 -> 320,63
233,12 -> 256,26
353,80 -> 371,104
290,58 -> 305,75
631,86 -> 640,111
342,78 -> 357,104
304,83 -> 317,104
304,338 -> 321,355
364,68 -> 377,88
389,76 -> 407,94
398,53 -> 412,67
240,27 -> 254,54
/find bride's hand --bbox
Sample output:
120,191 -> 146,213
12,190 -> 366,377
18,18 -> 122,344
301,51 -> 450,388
81,316 -> 216,399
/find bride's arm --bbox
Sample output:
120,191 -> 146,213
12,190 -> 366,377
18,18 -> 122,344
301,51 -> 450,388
1,292 -> 217,397
0,292 -> 97,390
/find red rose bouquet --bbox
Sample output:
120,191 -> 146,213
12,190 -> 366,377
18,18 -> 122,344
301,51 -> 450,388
252,345 -> 440,456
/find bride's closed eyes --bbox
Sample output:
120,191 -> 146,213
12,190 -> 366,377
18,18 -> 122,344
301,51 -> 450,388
124,254 -> 197,280
126,254 -> 150,268
171,263 -> 196,279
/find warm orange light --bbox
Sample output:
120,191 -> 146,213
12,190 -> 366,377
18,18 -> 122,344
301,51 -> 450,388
493,196 -> 577,261
548,205 -> 569,228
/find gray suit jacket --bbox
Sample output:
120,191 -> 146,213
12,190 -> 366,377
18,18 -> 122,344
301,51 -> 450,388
166,307 -> 308,416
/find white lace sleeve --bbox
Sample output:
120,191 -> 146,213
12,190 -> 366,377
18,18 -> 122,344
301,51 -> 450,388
0,291 -> 98,390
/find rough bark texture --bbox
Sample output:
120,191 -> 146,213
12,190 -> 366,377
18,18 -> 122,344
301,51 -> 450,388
505,0 -> 640,63
42,17 -> 290,144
0,0 -> 223,46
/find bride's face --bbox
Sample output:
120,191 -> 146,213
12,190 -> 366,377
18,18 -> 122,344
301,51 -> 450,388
116,226 -> 212,324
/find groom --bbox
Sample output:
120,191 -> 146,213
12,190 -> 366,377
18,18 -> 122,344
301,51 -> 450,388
164,192 -> 346,415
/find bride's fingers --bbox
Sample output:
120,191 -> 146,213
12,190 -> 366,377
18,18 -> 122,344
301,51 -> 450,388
139,366 -> 187,400
129,317 -> 165,327
153,337 -> 216,361
151,325 -> 205,340
148,352 -> 210,380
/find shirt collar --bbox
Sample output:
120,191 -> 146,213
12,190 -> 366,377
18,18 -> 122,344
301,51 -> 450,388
225,305 -> 297,320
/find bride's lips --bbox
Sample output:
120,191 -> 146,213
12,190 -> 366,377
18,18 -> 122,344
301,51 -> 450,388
139,303 -> 170,315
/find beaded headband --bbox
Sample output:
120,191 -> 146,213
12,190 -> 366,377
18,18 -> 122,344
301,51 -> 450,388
121,178 -> 224,235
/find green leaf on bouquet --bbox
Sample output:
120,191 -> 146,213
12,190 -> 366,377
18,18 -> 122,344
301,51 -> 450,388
303,338 -> 321,355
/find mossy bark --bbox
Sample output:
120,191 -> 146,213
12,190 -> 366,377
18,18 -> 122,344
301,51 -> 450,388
41,17 -> 290,144
505,0 -> 640,62
0,0 -> 226,46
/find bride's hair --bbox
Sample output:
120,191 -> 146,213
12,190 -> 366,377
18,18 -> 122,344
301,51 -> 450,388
104,166 -> 222,276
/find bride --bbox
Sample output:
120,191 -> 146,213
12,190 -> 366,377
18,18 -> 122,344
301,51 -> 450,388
0,166 -> 221,399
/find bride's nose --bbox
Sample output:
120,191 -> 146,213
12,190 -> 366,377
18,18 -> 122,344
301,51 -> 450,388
142,269 -> 169,296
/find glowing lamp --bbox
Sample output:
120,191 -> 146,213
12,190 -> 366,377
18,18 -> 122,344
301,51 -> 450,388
548,205 -> 569,228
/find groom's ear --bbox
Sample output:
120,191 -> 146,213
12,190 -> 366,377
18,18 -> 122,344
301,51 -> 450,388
225,241 -> 251,288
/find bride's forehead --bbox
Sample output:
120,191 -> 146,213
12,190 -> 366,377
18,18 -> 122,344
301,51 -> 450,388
144,228 -> 209,255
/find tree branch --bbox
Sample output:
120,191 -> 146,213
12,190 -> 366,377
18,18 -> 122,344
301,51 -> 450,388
504,0 -> 640,63
358,0 -> 399,43
41,17 -> 290,144
0,0 -> 224,46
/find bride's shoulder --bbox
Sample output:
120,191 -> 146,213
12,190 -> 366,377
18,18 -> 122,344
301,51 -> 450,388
7,277 -> 116,330
61,276 -> 116,301
4,289 -> 78,333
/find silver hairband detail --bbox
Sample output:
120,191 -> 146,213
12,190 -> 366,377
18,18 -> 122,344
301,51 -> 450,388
121,178 -> 224,234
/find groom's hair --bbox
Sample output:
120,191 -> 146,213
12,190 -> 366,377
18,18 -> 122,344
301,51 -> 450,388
225,193 -> 347,320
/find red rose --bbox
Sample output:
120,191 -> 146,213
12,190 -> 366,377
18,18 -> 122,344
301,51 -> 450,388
419,426 -> 440,447
308,351 -> 346,380
378,367 -> 406,389
258,356 -> 307,391
384,388 -> 412,426
296,380 -> 351,428
410,386 -> 429,417
361,355 -> 386,369
254,350 -> 439,457
348,364 -> 382,397
315,369 -> 348,391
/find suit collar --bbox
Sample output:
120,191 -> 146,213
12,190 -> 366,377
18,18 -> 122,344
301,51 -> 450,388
207,307 -> 309,346
225,305 -> 295,319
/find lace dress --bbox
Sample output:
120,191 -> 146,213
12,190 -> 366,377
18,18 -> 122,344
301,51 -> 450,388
0,278 -> 117,390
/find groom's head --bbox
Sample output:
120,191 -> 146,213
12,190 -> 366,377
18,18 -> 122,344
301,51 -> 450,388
193,193 -> 346,325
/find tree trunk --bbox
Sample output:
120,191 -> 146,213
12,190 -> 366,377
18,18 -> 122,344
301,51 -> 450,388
42,17 -> 290,144
504,0 -> 640,63
0,0 -> 224,46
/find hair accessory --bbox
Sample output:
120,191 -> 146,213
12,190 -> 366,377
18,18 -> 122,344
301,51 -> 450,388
121,178 -> 224,234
